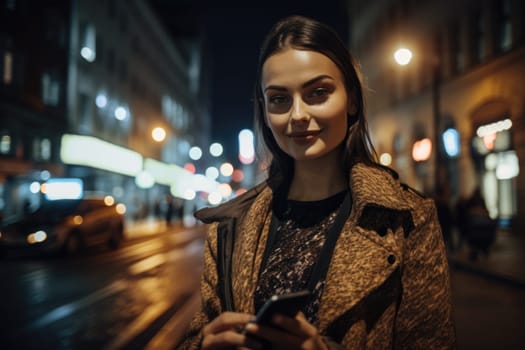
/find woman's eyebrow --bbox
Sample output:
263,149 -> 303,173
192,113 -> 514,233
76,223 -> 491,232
302,74 -> 334,88
264,85 -> 287,93
264,74 -> 334,93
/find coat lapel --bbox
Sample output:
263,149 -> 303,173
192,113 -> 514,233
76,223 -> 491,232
317,217 -> 402,334
317,164 -> 415,334
231,187 -> 273,313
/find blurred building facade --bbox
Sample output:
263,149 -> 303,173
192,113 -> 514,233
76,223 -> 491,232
0,1 -> 70,217
0,0 -> 211,219
348,0 -> 524,231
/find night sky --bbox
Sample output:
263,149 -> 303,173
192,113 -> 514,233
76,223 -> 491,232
149,0 -> 349,163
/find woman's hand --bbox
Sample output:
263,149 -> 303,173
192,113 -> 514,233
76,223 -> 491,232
244,312 -> 328,350
202,312 -> 262,350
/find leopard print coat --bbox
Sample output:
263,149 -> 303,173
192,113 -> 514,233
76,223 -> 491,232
178,163 -> 456,349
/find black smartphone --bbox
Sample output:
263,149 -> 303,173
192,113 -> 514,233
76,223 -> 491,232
255,289 -> 312,326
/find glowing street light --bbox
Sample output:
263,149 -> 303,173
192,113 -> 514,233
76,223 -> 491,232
412,138 -> 433,162
135,170 -> 155,189
443,128 -> 460,157
393,47 -> 413,66
95,93 -> 107,108
189,146 -> 202,160
205,166 -> 219,180
220,162 -> 234,177
80,47 -> 95,62
114,106 -> 127,120
379,153 -> 392,166
208,191 -> 222,205
209,142 -> 223,157
151,127 -> 166,142
238,129 -> 255,164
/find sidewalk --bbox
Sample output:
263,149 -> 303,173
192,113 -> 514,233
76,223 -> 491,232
125,218 -> 525,287
124,217 -> 169,240
448,228 -> 525,288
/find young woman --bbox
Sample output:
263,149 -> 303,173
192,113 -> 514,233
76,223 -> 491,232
179,15 -> 456,349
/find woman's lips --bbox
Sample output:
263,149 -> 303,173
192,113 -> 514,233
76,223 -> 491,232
288,130 -> 321,144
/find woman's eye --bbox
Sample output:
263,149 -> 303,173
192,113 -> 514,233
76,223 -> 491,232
311,88 -> 328,97
306,87 -> 331,103
269,95 -> 289,104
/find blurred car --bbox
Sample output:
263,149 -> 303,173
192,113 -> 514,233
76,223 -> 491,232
0,196 -> 126,257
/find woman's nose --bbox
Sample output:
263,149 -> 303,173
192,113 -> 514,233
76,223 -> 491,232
290,98 -> 309,123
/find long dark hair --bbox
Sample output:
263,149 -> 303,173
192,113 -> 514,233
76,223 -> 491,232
254,15 -> 378,187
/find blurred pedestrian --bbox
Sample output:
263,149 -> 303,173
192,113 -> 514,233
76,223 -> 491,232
465,187 -> 497,261
454,194 -> 469,251
165,194 -> 174,226
153,198 -> 162,219
175,198 -> 185,227
179,15 -> 455,349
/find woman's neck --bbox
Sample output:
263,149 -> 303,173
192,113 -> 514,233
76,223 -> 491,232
287,152 -> 348,201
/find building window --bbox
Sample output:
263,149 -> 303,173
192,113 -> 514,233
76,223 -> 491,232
162,95 -> 189,130
473,12 -> 486,64
450,22 -> 465,74
80,23 -> 96,62
41,138 -> 51,160
41,73 -> 60,106
3,51 -> 13,85
78,93 -> 92,133
33,137 -> 52,161
0,133 -> 11,154
496,0 -> 512,52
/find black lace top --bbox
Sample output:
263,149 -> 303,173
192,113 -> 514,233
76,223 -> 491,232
253,190 -> 348,324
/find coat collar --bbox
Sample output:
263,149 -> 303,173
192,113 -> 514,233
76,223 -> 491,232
195,163 -> 415,224
195,163 -> 424,241
194,181 -> 268,223
350,163 -> 415,214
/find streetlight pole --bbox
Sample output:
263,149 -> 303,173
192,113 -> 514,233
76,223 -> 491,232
394,47 -> 442,194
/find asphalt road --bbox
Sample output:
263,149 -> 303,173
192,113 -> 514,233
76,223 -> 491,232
1,223 -> 524,349
0,224 -> 205,349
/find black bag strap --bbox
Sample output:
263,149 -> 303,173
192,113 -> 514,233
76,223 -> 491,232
307,191 -> 352,291
217,218 -> 236,311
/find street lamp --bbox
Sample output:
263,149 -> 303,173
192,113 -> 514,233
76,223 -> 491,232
393,48 -> 413,66
394,47 -> 442,193
151,127 -> 166,142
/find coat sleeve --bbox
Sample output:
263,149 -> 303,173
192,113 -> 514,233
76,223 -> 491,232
177,222 -> 222,350
394,199 -> 457,349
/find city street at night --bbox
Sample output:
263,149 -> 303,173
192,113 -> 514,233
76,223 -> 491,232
1,221 -> 525,349
0,223 -> 204,349
1,0 -> 525,349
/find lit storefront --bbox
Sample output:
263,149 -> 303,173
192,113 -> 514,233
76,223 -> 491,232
60,134 -> 219,220
471,119 -> 518,226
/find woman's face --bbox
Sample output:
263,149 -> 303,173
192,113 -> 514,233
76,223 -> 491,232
261,48 -> 353,162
